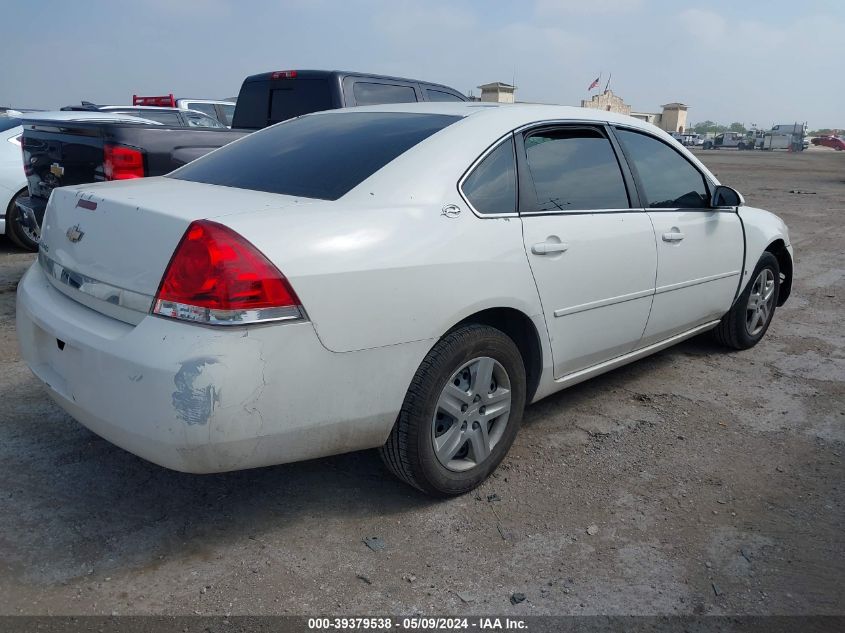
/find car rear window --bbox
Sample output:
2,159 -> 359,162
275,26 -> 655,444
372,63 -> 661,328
233,79 -> 333,129
170,112 -> 461,200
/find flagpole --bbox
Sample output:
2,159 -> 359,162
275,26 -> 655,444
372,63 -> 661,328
604,73 -> 612,92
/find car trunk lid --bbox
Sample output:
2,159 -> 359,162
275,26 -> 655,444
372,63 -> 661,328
39,177 -> 306,324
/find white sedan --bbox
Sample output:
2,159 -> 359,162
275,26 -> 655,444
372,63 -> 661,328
16,103 -> 793,496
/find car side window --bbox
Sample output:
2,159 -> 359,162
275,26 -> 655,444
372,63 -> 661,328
352,82 -> 418,106
425,89 -> 464,102
523,127 -> 630,211
461,137 -> 517,215
123,110 -> 182,126
185,111 -> 224,128
616,128 -> 710,208
186,102 -> 218,119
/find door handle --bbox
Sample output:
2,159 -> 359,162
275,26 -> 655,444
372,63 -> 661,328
532,241 -> 569,255
662,232 -> 685,242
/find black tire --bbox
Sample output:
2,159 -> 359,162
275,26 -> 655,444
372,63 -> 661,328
712,252 -> 780,350
6,189 -> 39,251
380,324 -> 526,497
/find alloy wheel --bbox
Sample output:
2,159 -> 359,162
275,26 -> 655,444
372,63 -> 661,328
431,356 -> 511,472
746,268 -> 775,336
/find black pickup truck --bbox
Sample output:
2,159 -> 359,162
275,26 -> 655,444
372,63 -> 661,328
15,70 -> 466,250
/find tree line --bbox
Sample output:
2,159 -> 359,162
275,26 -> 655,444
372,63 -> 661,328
692,121 -> 838,136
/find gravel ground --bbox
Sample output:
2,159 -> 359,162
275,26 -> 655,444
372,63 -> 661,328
0,148 -> 842,616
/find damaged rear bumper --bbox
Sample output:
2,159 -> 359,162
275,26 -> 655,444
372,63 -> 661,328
16,263 -> 424,473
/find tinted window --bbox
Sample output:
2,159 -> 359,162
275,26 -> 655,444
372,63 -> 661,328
233,79 -> 333,130
185,102 -> 218,118
426,89 -> 464,102
353,82 -> 417,106
523,128 -> 629,211
171,112 -> 460,201
0,117 -> 21,133
184,111 -> 224,128
270,79 -> 333,124
616,129 -> 709,208
462,138 -> 516,214
219,103 -> 235,126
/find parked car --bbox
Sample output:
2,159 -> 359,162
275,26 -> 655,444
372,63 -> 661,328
61,103 -> 226,128
4,111 -> 161,250
811,135 -> 845,150
132,95 -> 236,127
682,133 -> 704,147
702,131 -> 754,150
18,69 -> 468,249
0,116 -> 27,245
16,103 -> 793,495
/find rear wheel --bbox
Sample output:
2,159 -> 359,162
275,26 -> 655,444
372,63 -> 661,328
6,189 -> 39,251
380,324 -> 526,496
712,252 -> 780,350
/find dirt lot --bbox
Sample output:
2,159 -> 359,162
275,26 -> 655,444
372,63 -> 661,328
0,149 -> 842,617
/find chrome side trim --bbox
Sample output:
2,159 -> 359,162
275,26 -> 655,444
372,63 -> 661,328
39,251 -> 154,321
655,270 -> 740,295
152,300 -> 303,326
553,288 -> 653,318
553,320 -> 721,389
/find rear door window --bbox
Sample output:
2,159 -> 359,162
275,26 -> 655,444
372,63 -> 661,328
352,82 -> 418,106
615,128 -> 710,208
425,89 -> 465,102
461,138 -> 517,214
171,112 -> 461,201
523,127 -> 630,211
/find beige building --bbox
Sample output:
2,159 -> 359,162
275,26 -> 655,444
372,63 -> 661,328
581,90 -> 689,133
474,83 -> 690,133
477,82 -> 516,103
580,90 -> 632,116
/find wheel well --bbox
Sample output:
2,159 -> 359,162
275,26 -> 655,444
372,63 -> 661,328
6,187 -> 27,214
454,308 -> 543,403
765,239 -> 792,306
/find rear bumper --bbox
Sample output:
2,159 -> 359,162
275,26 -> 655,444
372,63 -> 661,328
16,263 -> 427,473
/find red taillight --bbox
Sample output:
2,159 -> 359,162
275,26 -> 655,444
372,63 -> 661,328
152,220 -> 303,325
104,144 -> 145,180
271,70 -> 297,80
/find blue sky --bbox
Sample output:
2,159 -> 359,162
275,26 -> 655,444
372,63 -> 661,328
3,0 -> 843,128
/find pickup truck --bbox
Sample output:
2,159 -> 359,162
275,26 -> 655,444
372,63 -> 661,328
17,69 -> 467,250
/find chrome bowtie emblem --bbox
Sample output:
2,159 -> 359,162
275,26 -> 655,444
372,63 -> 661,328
441,204 -> 461,218
66,224 -> 85,243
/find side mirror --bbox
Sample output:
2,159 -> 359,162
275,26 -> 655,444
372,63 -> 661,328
712,185 -> 744,208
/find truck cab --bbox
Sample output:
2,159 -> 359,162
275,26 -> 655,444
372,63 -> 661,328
231,70 -> 467,129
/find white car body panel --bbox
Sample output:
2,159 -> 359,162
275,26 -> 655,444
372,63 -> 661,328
641,210 -> 744,345
16,103 -> 793,473
521,211 -> 657,377
0,125 -> 27,235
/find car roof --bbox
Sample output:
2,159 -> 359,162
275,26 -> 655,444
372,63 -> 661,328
242,69 -> 464,94
306,103 -> 721,202
309,101 -> 670,133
